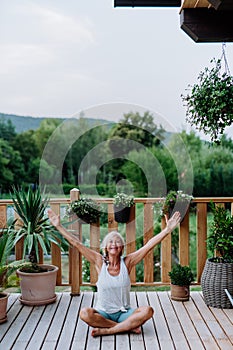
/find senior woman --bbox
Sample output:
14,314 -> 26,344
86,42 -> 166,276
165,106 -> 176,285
48,209 -> 180,337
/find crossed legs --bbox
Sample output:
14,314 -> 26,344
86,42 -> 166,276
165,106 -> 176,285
80,306 -> 154,337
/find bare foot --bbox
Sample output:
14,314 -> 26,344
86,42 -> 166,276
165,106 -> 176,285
91,328 -> 103,337
91,326 -> 141,337
132,327 -> 141,334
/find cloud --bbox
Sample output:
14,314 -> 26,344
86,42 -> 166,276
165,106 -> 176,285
25,3 -> 96,47
0,1 -> 96,72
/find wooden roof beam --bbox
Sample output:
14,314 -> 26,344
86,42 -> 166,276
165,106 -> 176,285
180,8 -> 233,42
208,1 -> 233,10
114,0 -> 181,7
180,0 -> 212,10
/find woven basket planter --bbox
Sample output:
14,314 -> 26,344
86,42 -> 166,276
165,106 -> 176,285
201,258 -> 233,309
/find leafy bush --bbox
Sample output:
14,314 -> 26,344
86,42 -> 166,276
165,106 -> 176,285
169,264 -> 194,286
208,203 -> 233,262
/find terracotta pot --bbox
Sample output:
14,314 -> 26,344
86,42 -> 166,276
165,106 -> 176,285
0,292 -> 9,324
170,284 -> 190,301
17,264 -> 58,306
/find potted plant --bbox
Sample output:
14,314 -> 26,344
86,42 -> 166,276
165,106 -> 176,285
67,197 -> 101,224
201,203 -> 233,308
181,57 -> 233,143
113,193 -> 134,223
169,264 -> 194,301
162,190 -> 193,221
0,222 -> 25,323
11,186 -> 66,306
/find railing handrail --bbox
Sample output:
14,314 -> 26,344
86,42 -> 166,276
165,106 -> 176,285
1,190 -> 233,294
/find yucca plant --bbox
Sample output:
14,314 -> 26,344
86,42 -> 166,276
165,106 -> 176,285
11,186 -> 66,269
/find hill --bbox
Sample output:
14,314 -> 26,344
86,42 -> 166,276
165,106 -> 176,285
0,113 -> 113,134
0,113 -> 65,133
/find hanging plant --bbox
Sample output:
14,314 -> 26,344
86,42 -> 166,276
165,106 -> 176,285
182,47 -> 233,143
67,198 -> 101,224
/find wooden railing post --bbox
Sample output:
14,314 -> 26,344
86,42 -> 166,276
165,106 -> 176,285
0,204 -> 7,229
50,203 -> 62,285
108,202 -> 118,231
161,216 -> 171,283
126,205 -> 136,283
90,222 -> 100,284
14,211 -> 24,261
143,202 -> 154,283
69,188 -> 81,295
179,209 -> 190,266
196,202 -> 207,282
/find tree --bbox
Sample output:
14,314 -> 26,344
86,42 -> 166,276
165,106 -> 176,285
0,139 -> 24,192
108,111 -> 165,157
12,130 -> 40,184
33,118 -> 62,155
0,118 -> 16,142
68,120 -> 109,185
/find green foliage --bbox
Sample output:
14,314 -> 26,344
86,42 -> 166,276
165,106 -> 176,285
33,118 -> 62,156
0,139 -> 25,192
67,198 -> 102,223
169,264 -> 194,286
182,59 -> 233,142
208,203 -> 233,262
0,221 -> 26,290
12,130 -> 40,184
11,186 -> 67,264
3,113 -> 233,200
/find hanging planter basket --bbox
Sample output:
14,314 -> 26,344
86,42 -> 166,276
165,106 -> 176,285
182,44 -> 233,143
162,190 -> 193,222
167,201 -> 190,222
67,198 -> 101,224
114,205 -> 131,223
113,193 -> 134,223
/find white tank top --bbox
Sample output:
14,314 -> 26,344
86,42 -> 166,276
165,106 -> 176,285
94,256 -> 131,314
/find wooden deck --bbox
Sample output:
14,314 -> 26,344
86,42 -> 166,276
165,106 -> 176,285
1,292 -> 232,350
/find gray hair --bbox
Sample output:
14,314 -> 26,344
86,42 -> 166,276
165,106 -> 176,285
101,231 -> 125,258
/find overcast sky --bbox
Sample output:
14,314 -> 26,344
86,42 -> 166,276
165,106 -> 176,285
1,0 -> 233,138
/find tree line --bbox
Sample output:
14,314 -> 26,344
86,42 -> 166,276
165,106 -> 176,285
1,112 -> 233,197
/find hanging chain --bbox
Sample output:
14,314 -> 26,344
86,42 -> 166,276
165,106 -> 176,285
221,43 -> 231,76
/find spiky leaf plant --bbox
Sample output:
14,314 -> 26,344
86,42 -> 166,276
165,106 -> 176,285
0,220 -> 25,289
11,186 -> 66,266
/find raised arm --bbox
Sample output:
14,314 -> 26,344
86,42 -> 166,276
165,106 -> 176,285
48,209 -> 103,272
124,211 -> 181,273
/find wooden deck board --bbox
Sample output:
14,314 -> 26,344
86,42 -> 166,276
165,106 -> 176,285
191,292 -> 233,350
0,291 -> 232,350
157,292 -> 190,350
147,292 -> 175,349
